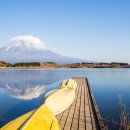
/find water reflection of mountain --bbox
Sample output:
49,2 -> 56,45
4,82 -> 45,100
0,79 -> 50,100
0,69 -> 62,100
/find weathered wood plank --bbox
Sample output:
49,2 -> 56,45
56,78 -> 105,130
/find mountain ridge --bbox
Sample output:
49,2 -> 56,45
0,35 -> 88,64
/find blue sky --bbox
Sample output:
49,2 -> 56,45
0,0 -> 130,63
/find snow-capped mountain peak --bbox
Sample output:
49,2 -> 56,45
5,35 -> 46,51
0,35 -> 88,63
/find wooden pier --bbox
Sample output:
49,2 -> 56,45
56,78 -> 105,130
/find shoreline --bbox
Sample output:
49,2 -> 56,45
0,61 -> 130,69
0,66 -> 130,69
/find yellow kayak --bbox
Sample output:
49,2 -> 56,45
44,88 -> 75,115
1,110 -> 35,130
1,78 -> 77,130
44,78 -> 77,115
1,105 -> 60,130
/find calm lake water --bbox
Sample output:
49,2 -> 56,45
0,68 -> 130,129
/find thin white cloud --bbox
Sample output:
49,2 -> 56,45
6,35 -> 46,51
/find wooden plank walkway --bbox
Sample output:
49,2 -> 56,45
56,78 -> 105,130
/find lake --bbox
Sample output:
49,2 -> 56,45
0,68 -> 130,129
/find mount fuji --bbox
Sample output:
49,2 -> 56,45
0,35 -> 87,64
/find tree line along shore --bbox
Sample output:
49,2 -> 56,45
0,61 -> 130,68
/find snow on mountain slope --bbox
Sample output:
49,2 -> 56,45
0,35 -> 87,63
5,35 -> 46,51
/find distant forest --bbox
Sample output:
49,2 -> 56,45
0,61 -> 129,68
